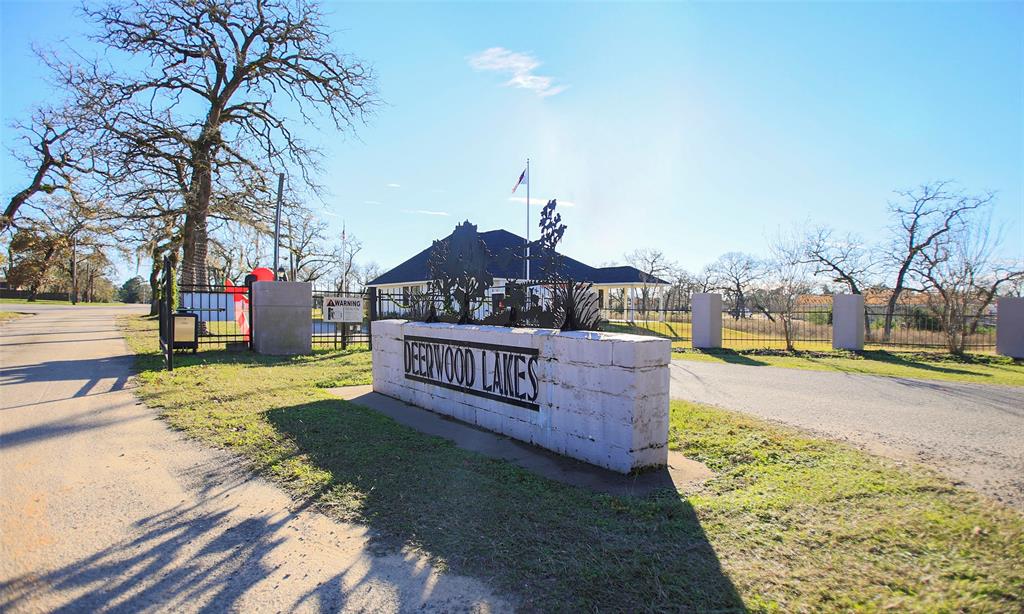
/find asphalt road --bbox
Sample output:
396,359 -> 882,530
0,305 -> 509,613
670,359 -> 1024,509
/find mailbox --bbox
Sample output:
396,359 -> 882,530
172,311 -> 199,353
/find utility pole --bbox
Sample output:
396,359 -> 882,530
273,172 -> 285,280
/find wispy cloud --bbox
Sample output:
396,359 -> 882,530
321,209 -> 340,218
364,200 -> 382,205
508,196 -> 575,207
403,209 -> 450,216
386,183 -> 401,188
467,47 -> 568,97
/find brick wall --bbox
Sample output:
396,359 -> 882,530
372,320 -> 670,473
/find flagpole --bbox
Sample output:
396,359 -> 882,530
525,157 -> 530,282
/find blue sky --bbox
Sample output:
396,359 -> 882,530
2,1 -> 1022,282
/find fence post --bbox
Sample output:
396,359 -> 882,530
164,256 -> 174,371
692,293 -> 722,349
367,287 -> 377,351
996,297 -> 1024,358
832,294 -> 865,351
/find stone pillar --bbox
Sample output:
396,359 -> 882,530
692,293 -> 722,349
996,297 -> 1024,359
832,294 -> 865,351
251,281 -> 312,355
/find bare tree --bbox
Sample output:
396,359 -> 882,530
285,212 -> 336,283
624,248 -> 674,312
353,261 -> 382,292
664,266 -> 695,309
2,97 -> 102,231
708,252 -> 762,319
333,227 -> 363,292
66,0 -> 378,285
800,225 -> 875,295
911,214 -> 1023,353
759,235 -> 815,351
881,181 -> 991,340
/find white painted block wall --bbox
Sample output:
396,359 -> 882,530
996,297 -> 1024,359
832,294 -> 865,350
371,320 -> 671,473
692,293 -> 722,349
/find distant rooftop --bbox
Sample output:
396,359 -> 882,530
367,228 -> 668,287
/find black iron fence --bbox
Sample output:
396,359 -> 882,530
311,288 -> 370,350
371,284 -> 565,327
160,277 -> 998,358
719,307 -> 832,350
864,303 -> 996,350
596,294 -> 997,352
178,283 -> 251,349
601,307 -> 693,343
158,257 -> 174,370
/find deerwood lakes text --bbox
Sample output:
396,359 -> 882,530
403,336 -> 540,408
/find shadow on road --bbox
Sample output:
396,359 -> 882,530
0,481 -> 508,612
1,356 -> 132,405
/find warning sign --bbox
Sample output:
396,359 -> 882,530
323,296 -> 364,323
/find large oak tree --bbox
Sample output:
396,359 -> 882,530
75,0 -> 377,285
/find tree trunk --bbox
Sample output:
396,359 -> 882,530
180,138 -> 216,287
882,265 -> 911,342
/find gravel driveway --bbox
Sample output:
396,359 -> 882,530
670,359 -> 1024,510
0,305 -> 509,613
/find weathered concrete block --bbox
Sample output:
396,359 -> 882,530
832,294 -> 865,351
997,297 -> 1024,359
371,320 -> 670,473
692,293 -> 722,349
251,281 -> 312,356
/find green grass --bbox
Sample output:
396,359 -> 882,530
675,348 -> 1024,387
0,311 -> 28,322
120,315 -> 1024,612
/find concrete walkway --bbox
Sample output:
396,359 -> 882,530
670,359 -> 1024,509
0,305 -> 510,613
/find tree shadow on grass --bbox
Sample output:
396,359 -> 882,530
265,399 -> 747,612
856,350 -> 988,377
675,349 -> 769,367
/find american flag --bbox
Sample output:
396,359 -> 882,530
511,167 -> 528,194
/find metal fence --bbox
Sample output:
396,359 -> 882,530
596,294 -> 997,352
601,308 -> 693,344
311,288 -> 370,350
178,283 -> 251,349
864,303 -> 996,350
371,284 -> 563,326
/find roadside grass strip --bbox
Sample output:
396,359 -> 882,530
120,315 -> 1024,612
673,348 -> 1024,387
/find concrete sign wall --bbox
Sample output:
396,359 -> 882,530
372,320 -> 671,473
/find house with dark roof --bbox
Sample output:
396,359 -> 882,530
367,227 -> 668,317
